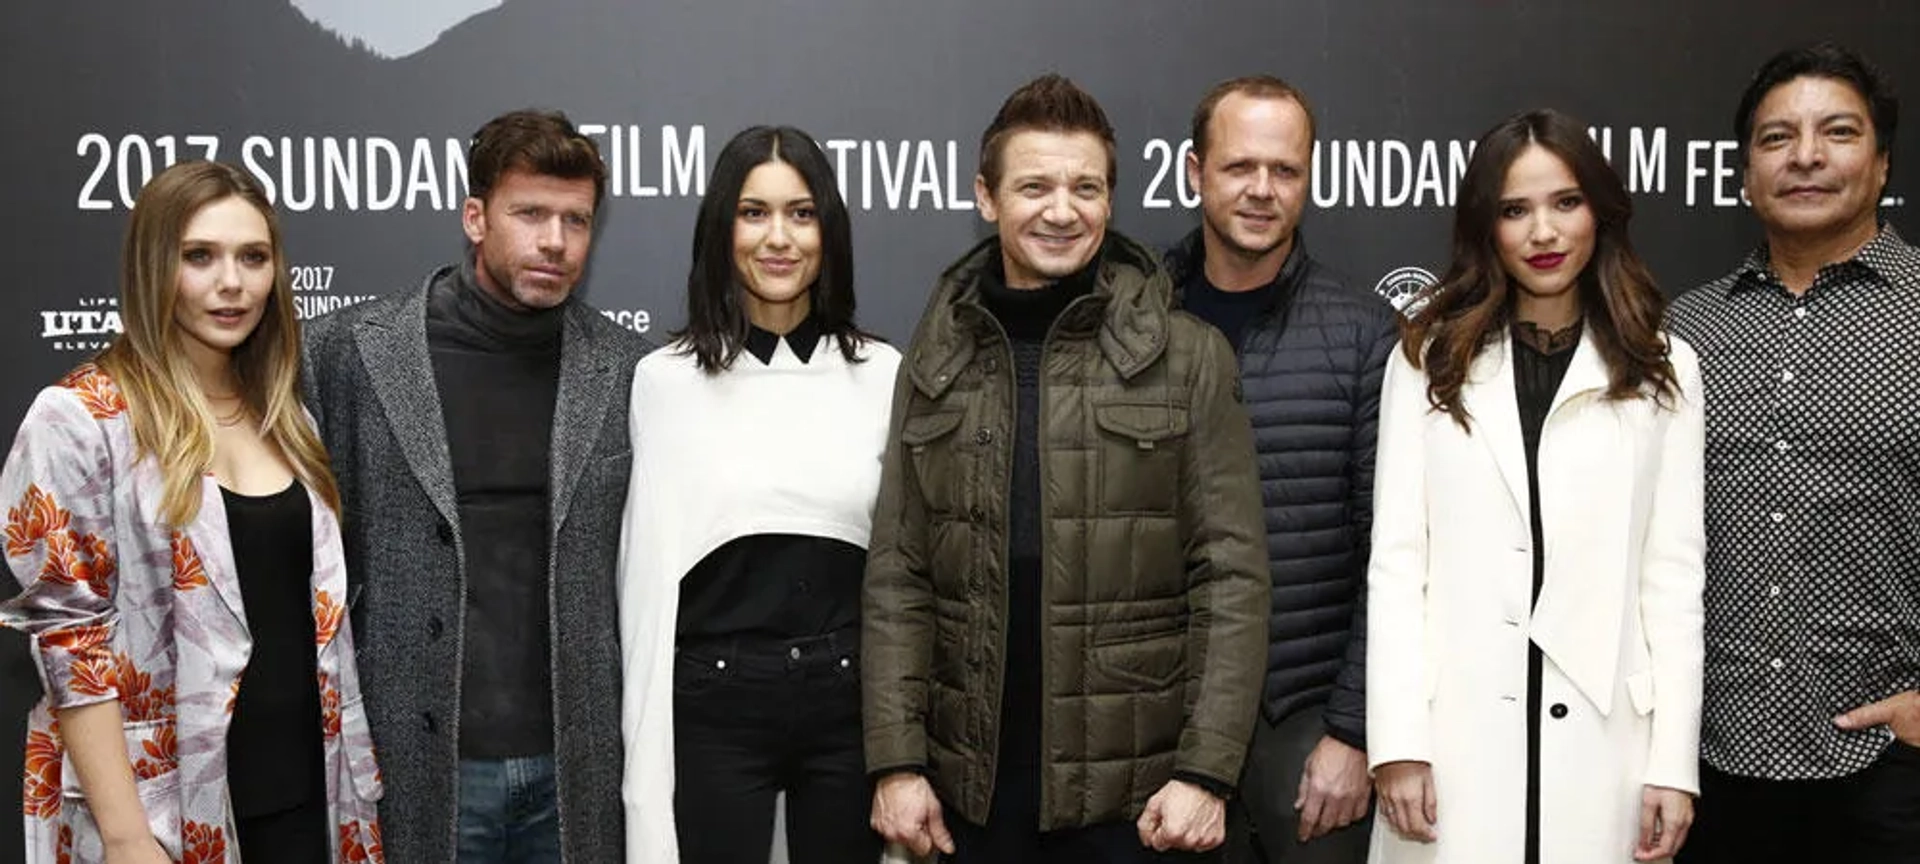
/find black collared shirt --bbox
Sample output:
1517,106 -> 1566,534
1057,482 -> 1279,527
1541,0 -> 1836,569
676,534 -> 867,641
1668,225 -> 1920,780
742,314 -> 822,365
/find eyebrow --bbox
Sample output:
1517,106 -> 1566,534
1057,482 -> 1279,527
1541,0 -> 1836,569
1223,155 -> 1302,166
1499,186 -> 1582,202
1011,172 -> 1107,184
737,196 -> 815,206
1756,111 -> 1867,130
180,237 -> 271,247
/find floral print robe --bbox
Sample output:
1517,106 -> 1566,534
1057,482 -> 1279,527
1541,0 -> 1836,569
0,365 -> 384,863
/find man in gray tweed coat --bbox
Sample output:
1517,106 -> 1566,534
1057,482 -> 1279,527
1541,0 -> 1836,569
303,109 -> 649,863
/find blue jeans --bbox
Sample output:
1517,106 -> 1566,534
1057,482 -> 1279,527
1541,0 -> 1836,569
457,754 -> 561,864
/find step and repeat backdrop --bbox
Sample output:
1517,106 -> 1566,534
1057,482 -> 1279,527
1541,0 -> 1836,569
0,0 -> 1913,856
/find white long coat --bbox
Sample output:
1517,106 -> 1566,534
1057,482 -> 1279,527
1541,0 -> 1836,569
1366,331 -> 1706,864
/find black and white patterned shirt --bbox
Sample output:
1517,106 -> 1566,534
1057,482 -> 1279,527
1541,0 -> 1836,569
1667,224 -> 1920,781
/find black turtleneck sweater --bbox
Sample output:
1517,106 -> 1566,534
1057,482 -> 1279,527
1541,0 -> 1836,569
426,257 -> 565,759
975,255 -> 1097,798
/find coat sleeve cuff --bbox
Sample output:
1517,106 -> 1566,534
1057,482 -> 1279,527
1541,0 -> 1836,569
1364,724 -> 1431,774
1322,717 -> 1366,752
867,763 -> 928,785
1643,729 -> 1701,796
1172,770 -> 1236,801
30,623 -> 122,710
864,722 -> 928,778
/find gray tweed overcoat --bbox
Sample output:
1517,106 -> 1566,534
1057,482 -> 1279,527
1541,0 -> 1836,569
301,265 -> 650,863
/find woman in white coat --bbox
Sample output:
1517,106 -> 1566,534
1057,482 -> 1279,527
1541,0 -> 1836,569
1366,109 -> 1706,864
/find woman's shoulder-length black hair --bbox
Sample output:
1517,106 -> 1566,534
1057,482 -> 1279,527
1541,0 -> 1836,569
673,124 -> 879,373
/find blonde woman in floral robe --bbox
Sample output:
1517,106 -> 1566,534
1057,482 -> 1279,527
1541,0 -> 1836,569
0,161 -> 383,864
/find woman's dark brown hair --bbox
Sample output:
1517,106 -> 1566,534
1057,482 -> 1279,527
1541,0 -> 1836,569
1403,108 -> 1677,429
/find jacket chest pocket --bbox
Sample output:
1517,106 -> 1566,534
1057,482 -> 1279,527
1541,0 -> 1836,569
1092,401 -> 1188,515
900,409 -> 968,516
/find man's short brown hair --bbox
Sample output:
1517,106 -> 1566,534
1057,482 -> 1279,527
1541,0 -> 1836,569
1189,76 -> 1318,161
978,74 -> 1117,192
467,108 -> 608,208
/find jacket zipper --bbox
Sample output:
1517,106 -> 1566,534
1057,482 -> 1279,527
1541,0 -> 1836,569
965,289 -> 1101,828
970,304 -> 1016,822
1031,294 -> 1099,827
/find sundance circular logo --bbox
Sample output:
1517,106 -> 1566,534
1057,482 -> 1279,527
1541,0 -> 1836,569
1374,266 -> 1437,316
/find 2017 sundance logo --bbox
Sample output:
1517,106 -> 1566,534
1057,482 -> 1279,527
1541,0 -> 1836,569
1374,266 -> 1437,317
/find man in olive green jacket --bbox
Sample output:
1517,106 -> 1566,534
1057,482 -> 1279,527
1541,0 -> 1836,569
862,74 -> 1270,862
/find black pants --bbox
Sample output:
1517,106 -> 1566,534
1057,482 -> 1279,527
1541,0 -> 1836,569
1679,740 -> 1920,864
1223,707 -> 1370,864
672,628 -> 879,864
945,760 -> 1220,863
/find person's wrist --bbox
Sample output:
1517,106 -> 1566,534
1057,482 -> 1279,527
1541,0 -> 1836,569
1172,770 -> 1232,800
879,770 -> 925,788
101,829 -> 155,850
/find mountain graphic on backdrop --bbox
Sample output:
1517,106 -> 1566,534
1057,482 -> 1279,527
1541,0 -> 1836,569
289,0 -> 503,59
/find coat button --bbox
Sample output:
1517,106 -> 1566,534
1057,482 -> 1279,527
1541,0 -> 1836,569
420,711 -> 438,733
1549,703 -> 1569,719
983,357 -> 999,374
968,505 -> 985,522
975,428 -> 994,445
427,617 -> 444,640
436,521 -> 454,545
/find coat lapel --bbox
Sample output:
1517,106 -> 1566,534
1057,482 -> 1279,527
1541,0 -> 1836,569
183,476 -> 248,636
1530,328 -> 1630,715
1460,333 -> 1529,521
1546,328 -> 1611,420
308,485 -> 349,657
350,272 -> 459,534
548,304 -> 619,536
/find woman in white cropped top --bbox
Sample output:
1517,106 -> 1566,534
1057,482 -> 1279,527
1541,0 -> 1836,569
616,125 -> 901,864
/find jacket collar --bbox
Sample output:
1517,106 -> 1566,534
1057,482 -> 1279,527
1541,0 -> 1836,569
1165,228 -> 1309,299
907,231 -> 1171,400
351,265 -> 618,541
1726,222 -> 1912,297
1462,324 -> 1614,521
743,311 -> 823,365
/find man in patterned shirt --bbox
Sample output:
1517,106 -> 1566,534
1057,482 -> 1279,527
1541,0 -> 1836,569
1668,42 -> 1920,863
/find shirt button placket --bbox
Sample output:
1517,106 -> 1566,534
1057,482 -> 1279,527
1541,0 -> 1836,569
1767,290 -> 1795,701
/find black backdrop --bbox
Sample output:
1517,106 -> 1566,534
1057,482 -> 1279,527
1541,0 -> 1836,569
1,1 -> 1914,858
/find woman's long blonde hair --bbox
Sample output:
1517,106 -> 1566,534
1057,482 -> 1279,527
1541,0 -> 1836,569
95,160 -> 341,525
